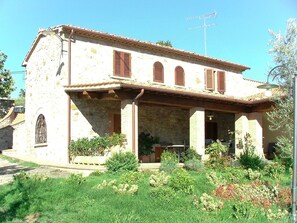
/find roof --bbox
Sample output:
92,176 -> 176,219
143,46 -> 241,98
64,80 -> 274,109
22,25 -> 249,73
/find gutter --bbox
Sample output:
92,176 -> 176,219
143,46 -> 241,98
132,89 -> 144,155
67,29 -> 74,162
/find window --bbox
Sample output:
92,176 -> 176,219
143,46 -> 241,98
153,61 -> 164,83
175,66 -> 185,86
113,50 -> 131,77
35,114 -> 47,144
217,71 -> 226,93
205,69 -> 215,90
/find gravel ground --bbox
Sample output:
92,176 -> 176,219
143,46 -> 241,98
0,157 -> 90,185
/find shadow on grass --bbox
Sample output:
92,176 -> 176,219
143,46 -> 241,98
0,165 -> 34,176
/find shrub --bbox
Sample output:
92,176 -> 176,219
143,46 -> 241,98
149,171 -> 169,187
232,202 -> 257,220
184,158 -> 203,171
194,193 -> 223,212
160,150 -> 178,173
106,152 -> 139,172
245,168 -> 261,180
169,168 -> 195,194
264,162 -> 285,179
138,132 -> 159,156
66,173 -> 85,185
97,180 -> 117,189
120,171 -> 142,184
266,208 -> 289,220
274,136 -> 293,169
112,184 -> 138,195
180,147 -> 201,162
150,186 -> 176,201
237,134 -> 264,170
69,133 -> 126,158
206,171 -> 226,187
205,141 -> 229,168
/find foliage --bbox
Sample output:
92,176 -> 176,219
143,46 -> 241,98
150,186 -> 176,201
180,147 -> 201,162
169,168 -> 195,194
238,133 -> 264,170
205,140 -> 229,168
14,89 -> 25,106
267,18 -> 297,168
69,133 -> 126,158
105,152 -> 139,172
156,40 -> 173,47
184,158 -> 204,171
112,184 -> 138,195
266,208 -> 289,220
120,171 -> 142,184
97,180 -> 117,189
0,51 -> 15,98
206,171 -> 226,187
264,162 -> 286,178
138,132 -> 159,156
149,171 -> 169,187
194,193 -> 223,212
232,202 -> 257,220
66,173 -> 85,185
159,150 -> 178,173
245,168 -> 261,180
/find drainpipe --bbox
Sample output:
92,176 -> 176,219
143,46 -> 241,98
132,89 -> 144,155
67,29 -> 74,162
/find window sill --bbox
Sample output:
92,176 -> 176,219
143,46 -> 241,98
34,143 -> 48,148
111,75 -> 132,81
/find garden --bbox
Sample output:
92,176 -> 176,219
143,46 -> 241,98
0,133 -> 293,223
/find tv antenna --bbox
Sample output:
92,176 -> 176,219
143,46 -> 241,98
187,11 -> 217,56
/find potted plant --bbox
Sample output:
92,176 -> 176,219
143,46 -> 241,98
138,132 -> 159,163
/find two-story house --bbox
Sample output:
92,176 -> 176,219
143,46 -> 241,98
20,25 -> 274,164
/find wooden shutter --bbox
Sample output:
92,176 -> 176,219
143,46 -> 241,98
114,51 -> 121,76
123,53 -> 131,77
217,71 -> 226,93
113,50 -> 131,77
205,69 -> 215,90
175,66 -> 185,86
153,62 -> 164,82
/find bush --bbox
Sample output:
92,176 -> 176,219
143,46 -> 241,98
264,162 -> 286,179
232,202 -> 257,220
184,159 -> 203,171
238,134 -> 264,170
205,141 -> 229,168
120,171 -> 142,184
149,171 -> 169,187
245,168 -> 261,180
160,150 -> 178,173
194,193 -> 223,212
69,133 -> 126,158
66,173 -> 85,185
169,168 -> 195,194
150,186 -> 176,201
106,152 -> 139,172
180,148 -> 201,162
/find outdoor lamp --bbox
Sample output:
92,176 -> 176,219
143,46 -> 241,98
257,64 -> 297,223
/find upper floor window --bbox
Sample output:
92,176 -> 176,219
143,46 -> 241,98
217,71 -> 226,93
113,50 -> 131,77
204,69 -> 226,93
153,61 -> 164,83
175,66 -> 185,86
35,114 -> 47,144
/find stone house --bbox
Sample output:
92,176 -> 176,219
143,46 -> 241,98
19,25 -> 275,164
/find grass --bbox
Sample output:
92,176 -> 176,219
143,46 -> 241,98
0,164 -> 292,223
0,155 -> 39,168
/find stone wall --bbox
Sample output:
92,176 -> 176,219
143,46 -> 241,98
0,126 -> 13,150
139,105 -> 189,145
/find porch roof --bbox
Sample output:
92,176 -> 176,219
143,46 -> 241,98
64,80 -> 274,113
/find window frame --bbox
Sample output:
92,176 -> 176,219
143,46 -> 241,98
153,61 -> 164,83
175,66 -> 185,86
113,50 -> 131,78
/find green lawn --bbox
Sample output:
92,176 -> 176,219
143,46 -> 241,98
0,163 -> 292,223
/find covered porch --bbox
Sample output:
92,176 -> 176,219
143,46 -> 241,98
65,81 -> 273,162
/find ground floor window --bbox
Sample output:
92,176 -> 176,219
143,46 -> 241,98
35,114 -> 47,144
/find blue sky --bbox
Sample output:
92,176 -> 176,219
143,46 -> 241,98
0,0 -> 296,98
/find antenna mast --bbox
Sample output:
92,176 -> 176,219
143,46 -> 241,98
188,11 -> 217,55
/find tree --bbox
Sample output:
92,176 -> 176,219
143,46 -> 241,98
0,52 -> 15,98
15,88 -> 25,106
156,40 -> 173,47
267,18 -> 297,167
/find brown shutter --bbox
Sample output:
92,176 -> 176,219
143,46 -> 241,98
114,51 -> 121,76
217,71 -> 226,93
153,62 -> 164,82
123,53 -> 131,77
205,69 -> 214,90
175,66 -> 185,86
